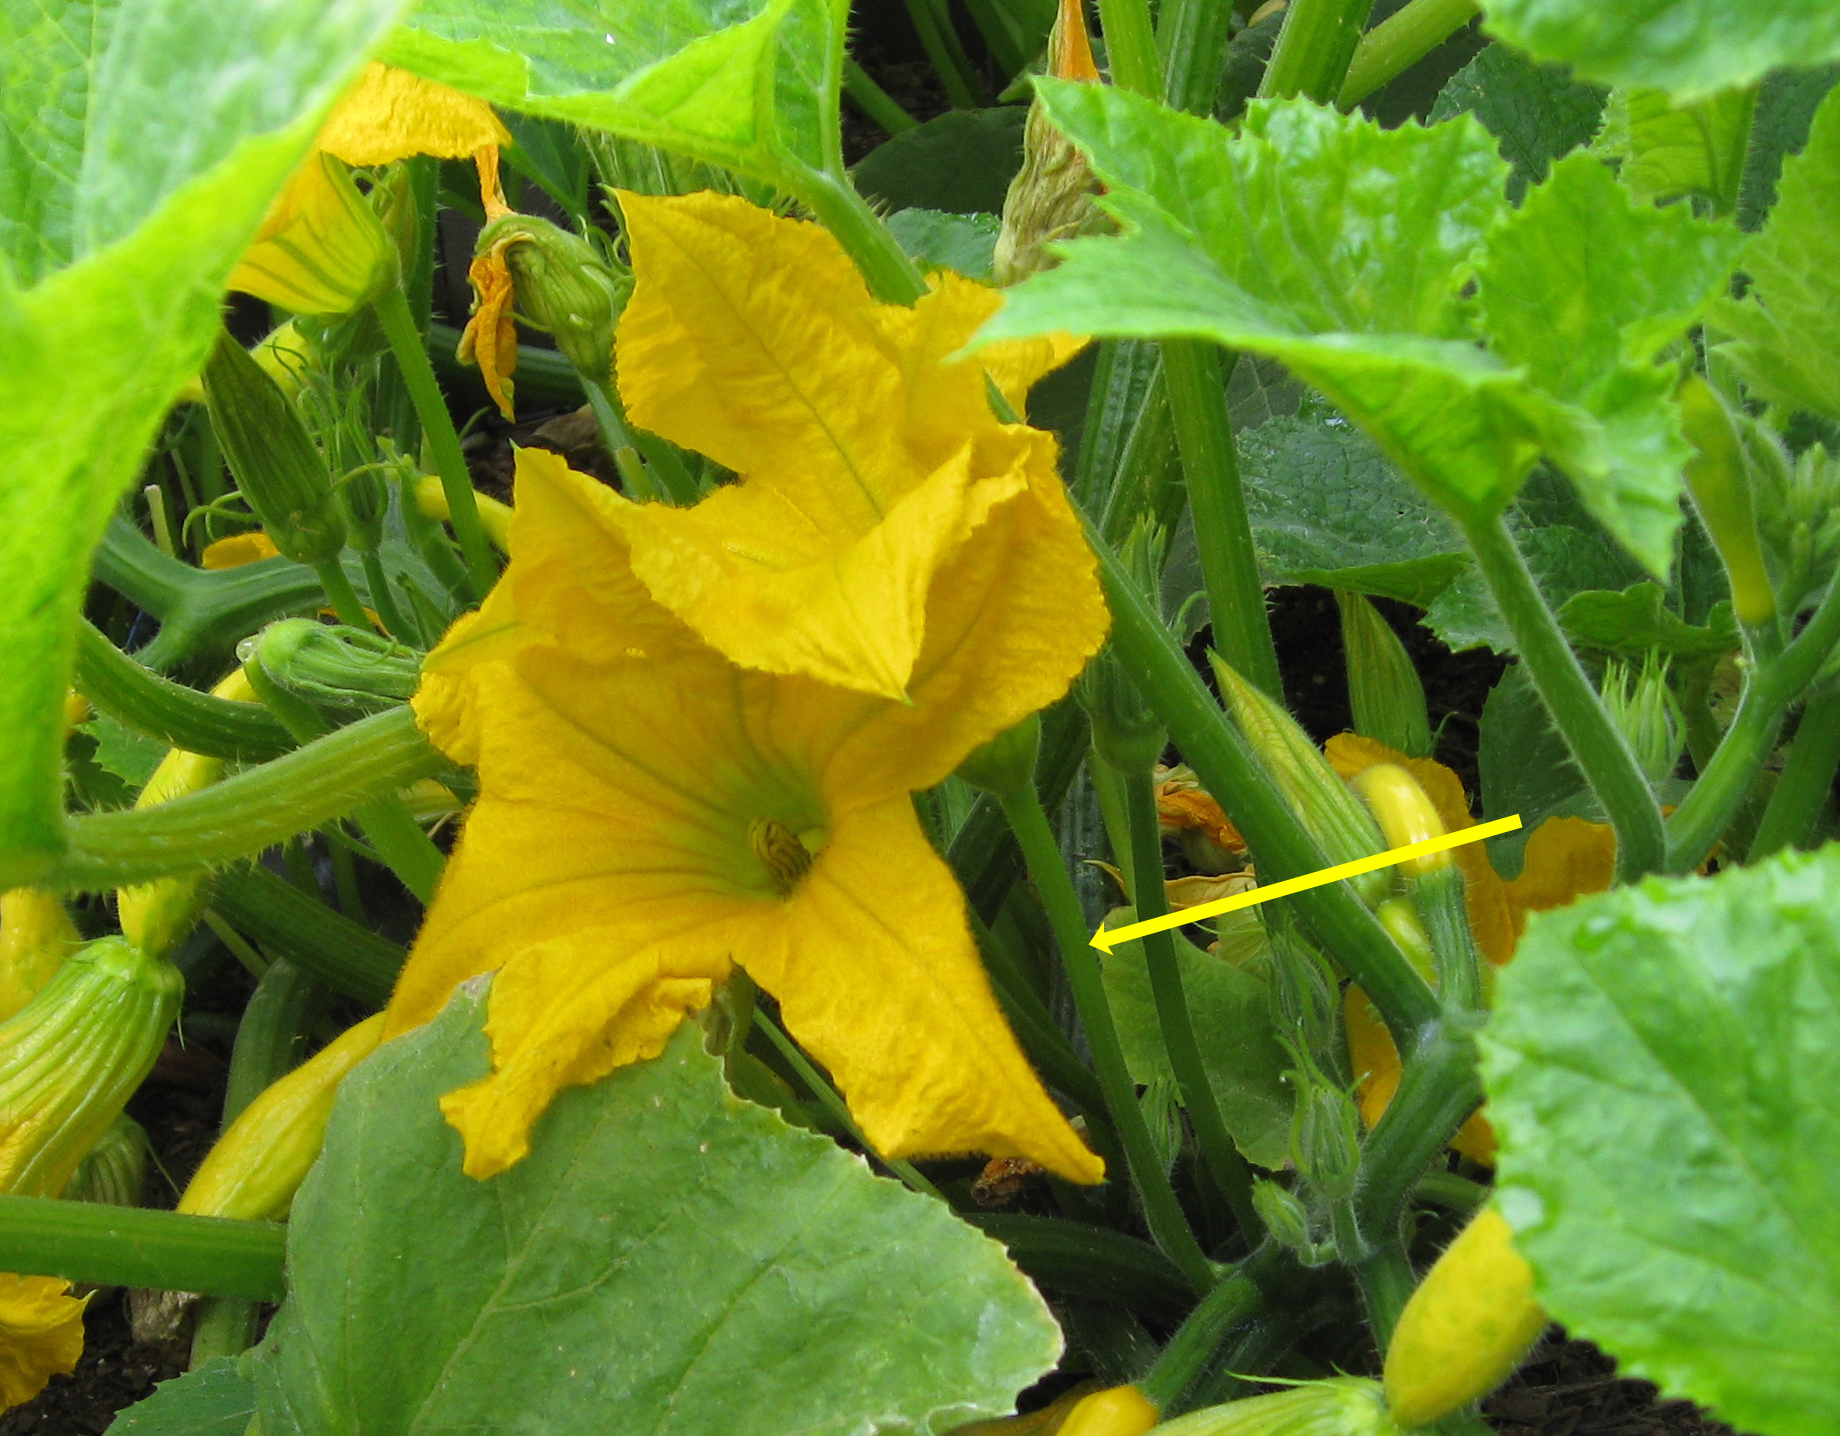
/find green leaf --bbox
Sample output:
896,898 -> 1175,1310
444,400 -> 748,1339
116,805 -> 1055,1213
1558,581 -> 1738,658
1428,42 -> 1608,204
1476,153 -> 1741,574
251,981 -> 1061,1436
106,1359 -> 256,1436
384,0 -> 845,184
1100,914 -> 1293,1169
1239,408 -> 1469,607
1713,84 -> 1840,421
1597,86 -> 1757,213
886,207 -> 1001,280
852,108 -> 1028,215
1736,63 -> 1840,232
1482,845 -> 1840,1436
79,713 -> 168,792
1475,0 -> 1840,101
0,0 -> 404,886
1476,664 -> 1598,878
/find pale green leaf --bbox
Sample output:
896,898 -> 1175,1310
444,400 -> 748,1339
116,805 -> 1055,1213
106,1359 -> 255,1435
1483,845 -> 1840,1436
1476,0 -> 1840,102
0,0 -> 404,885
252,981 -> 1061,1436
1713,84 -> 1840,421
1428,43 -> 1607,203
1477,153 -> 1741,574
1597,86 -> 1756,213
1100,916 -> 1292,1170
382,0 -> 844,184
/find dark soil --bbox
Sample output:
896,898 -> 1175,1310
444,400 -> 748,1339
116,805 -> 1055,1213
1486,1336 -> 1744,1436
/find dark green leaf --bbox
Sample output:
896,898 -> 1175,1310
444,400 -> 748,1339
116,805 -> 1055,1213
1429,43 -> 1607,203
105,1358 -> 256,1436
0,0 -> 404,884
1558,581 -> 1738,658
1737,63 -> 1840,231
1100,915 -> 1292,1169
1476,0 -> 1840,101
1477,664 -> 1598,877
385,0 -> 846,184
252,982 -> 1061,1436
886,208 -> 1001,280
1714,84 -> 1840,421
1239,410 -> 1468,607
1476,153 -> 1741,575
1483,845 -> 1840,1436
852,107 -> 1028,215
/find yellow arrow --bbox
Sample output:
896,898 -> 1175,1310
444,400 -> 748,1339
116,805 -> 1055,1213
1090,814 -> 1524,952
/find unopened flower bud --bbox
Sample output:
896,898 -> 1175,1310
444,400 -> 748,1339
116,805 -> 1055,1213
0,890 -> 81,1022
1211,656 -> 1388,903
993,0 -> 1106,286
204,329 -> 347,567
253,619 -> 421,718
1152,1377 -> 1400,1436
61,1114 -> 147,1208
1374,897 -> 1436,985
1080,520 -> 1167,772
955,713 -> 1042,799
116,670 -> 258,959
229,151 -> 394,317
1289,1071 -> 1362,1204
179,1013 -> 385,1221
0,937 -> 181,1198
1252,1177 -> 1314,1254
1338,593 -> 1432,759
1601,655 -> 1684,785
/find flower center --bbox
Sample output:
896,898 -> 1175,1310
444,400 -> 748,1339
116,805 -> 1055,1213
748,818 -> 814,897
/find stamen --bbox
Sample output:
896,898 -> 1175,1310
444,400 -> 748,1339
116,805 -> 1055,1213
749,818 -> 814,897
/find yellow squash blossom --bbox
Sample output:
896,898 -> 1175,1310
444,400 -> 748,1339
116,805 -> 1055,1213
608,191 -> 1085,699
200,531 -> 282,570
0,891 -> 80,1023
231,64 -> 510,316
1329,736 -> 1615,1164
386,449 -> 1105,1184
0,1274 -> 85,1412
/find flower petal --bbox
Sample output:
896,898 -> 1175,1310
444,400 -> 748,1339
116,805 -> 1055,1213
1503,815 -> 1617,932
314,63 -> 510,167
754,796 -> 1103,1183
612,191 -> 1085,694
457,239 -> 519,420
0,1273 -> 85,1412
440,946 -> 727,1178
200,532 -> 280,570
229,152 -> 392,316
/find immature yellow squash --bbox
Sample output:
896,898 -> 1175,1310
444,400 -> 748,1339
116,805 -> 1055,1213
1383,1208 -> 1547,1429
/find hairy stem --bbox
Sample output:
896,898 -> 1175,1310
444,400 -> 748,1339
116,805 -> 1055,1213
1749,688 -> 1840,859
1338,0 -> 1478,108
1260,0 -> 1376,101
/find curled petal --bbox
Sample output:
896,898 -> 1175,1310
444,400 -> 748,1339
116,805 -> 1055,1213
457,240 -> 519,420
315,63 -> 510,167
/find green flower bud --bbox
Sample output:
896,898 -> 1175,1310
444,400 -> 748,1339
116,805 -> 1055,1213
203,329 -> 346,567
1289,1067 -> 1362,1204
1374,897 -> 1437,986
1252,1177 -> 1314,1254
1338,593 -> 1432,759
955,713 -> 1042,799
1151,1378 -> 1400,1436
61,1114 -> 148,1208
0,938 -> 181,1198
1601,655 -> 1684,785
252,619 -> 422,718
478,213 -> 631,385
1680,374 -> 1773,627
1211,654 -> 1389,904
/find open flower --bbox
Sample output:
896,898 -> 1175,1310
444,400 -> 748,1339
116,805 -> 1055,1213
1327,735 -> 1615,1164
386,449 -> 1106,1183
0,1273 -> 86,1412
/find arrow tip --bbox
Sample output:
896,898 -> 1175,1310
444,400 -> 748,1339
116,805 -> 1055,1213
1090,928 -> 1115,953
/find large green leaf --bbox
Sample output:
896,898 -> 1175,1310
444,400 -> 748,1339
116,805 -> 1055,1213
1714,84 -> 1840,422
1482,845 -> 1840,1436
1476,0 -> 1840,101
1736,63 -> 1840,231
382,0 -> 845,184
106,1359 -> 255,1435
1100,917 -> 1293,1170
1428,43 -> 1607,203
1475,663 -> 1597,878
0,0 -> 403,885
1597,86 -> 1756,214
1239,407 -> 1468,607
251,980 -> 1061,1436
1475,153 -> 1741,574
